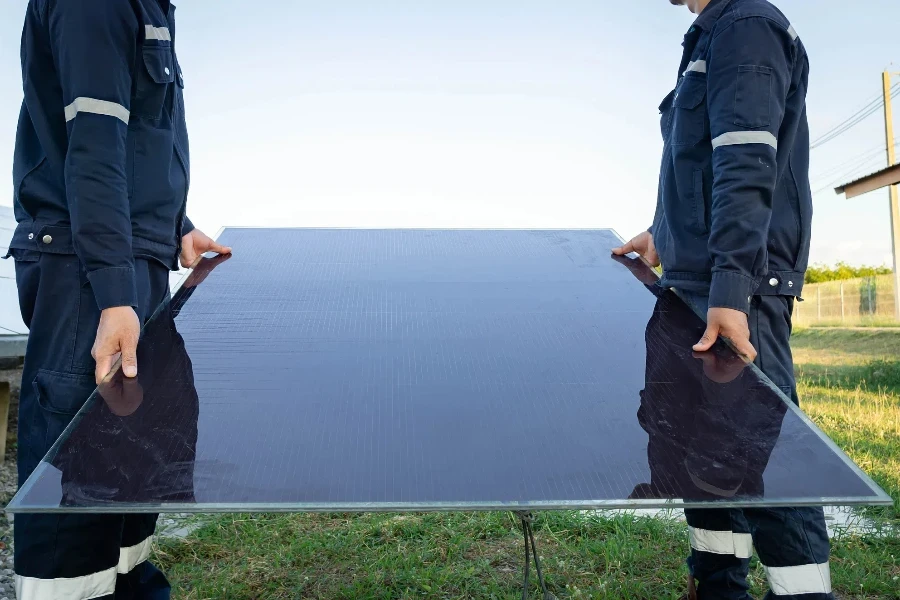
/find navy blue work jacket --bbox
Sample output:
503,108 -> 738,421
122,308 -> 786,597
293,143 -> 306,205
651,0 -> 812,313
9,0 -> 193,310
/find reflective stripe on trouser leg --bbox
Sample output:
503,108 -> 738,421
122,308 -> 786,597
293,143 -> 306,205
746,507 -> 833,600
689,527 -> 753,559
684,508 -> 753,600
15,521 -> 154,600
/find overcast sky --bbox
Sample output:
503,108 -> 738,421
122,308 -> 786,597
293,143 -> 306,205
1,0 -> 898,266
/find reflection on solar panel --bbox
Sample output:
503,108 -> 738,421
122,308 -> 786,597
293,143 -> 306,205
8,229 -> 891,513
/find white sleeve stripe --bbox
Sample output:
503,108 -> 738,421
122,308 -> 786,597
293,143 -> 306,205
64,97 -> 130,124
683,60 -> 707,75
145,25 -> 172,41
762,562 -> 832,595
712,131 -> 778,151
787,24 -> 798,41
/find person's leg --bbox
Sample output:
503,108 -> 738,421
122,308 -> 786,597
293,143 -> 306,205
675,289 -> 754,599
683,508 -> 754,600
745,296 -> 833,600
13,252 -> 171,600
113,258 -> 173,599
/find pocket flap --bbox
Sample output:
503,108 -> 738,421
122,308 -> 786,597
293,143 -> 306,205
659,89 -> 676,113
142,46 -> 176,85
674,77 -> 706,109
34,369 -> 97,416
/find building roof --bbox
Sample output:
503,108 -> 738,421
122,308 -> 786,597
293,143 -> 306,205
835,163 -> 900,199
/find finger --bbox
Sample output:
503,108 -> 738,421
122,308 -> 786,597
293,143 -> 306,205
95,355 -> 113,385
121,335 -> 139,378
733,338 -> 758,362
612,240 -> 635,256
693,325 -> 719,352
180,249 -> 197,269
208,241 -> 232,255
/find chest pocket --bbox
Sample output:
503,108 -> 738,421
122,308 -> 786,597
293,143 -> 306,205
671,76 -> 707,147
133,45 -> 175,120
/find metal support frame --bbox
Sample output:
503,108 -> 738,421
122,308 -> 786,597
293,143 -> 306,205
884,71 -> 900,321
514,512 -> 557,600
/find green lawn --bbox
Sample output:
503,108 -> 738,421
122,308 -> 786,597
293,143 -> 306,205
793,329 -> 900,521
156,328 -> 900,599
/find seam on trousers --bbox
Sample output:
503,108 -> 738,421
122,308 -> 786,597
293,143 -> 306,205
68,273 -> 82,374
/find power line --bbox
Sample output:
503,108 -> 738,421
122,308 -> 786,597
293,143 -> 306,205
811,147 -> 897,195
811,94 -> 884,148
810,83 -> 897,148
810,140 -> 900,187
810,83 -> 900,150
809,142 -> 887,181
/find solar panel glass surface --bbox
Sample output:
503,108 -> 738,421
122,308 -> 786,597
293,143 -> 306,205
8,228 -> 891,513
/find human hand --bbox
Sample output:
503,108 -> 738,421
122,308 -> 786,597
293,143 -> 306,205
180,228 -> 232,269
610,252 -> 659,286
692,307 -> 757,362
612,231 -> 660,268
92,306 -> 141,384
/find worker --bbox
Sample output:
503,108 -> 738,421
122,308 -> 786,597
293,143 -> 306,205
7,1 -> 230,598
613,0 -> 831,599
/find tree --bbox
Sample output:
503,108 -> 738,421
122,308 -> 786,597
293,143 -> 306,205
804,262 -> 892,284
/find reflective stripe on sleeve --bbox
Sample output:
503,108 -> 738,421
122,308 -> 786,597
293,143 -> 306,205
712,131 -> 778,151
15,568 -> 117,600
787,25 -> 798,41
762,562 -> 832,596
683,60 -> 707,75
64,97 -> 130,124
145,25 -> 172,41
688,527 -> 754,559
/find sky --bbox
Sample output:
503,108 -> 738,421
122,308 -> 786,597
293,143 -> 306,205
1,0 -> 898,267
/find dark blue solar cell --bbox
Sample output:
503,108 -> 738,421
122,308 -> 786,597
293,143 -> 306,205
8,229 -> 890,512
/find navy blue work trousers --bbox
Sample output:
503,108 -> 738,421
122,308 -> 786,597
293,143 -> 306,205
11,249 -> 171,600
679,291 -> 833,600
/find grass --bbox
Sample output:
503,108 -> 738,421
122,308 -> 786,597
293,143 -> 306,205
156,329 -> 900,599
795,318 -> 900,329
792,329 -> 900,522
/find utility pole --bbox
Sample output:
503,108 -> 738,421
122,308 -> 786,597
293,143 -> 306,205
883,70 -> 900,320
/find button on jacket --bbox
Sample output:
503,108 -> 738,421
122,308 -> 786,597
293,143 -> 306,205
651,0 -> 812,313
9,0 -> 193,310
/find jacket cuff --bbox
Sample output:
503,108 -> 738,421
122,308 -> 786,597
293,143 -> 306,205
87,266 -> 138,310
709,271 -> 756,314
182,215 -> 195,236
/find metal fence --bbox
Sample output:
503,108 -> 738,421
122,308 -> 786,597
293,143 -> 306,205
793,275 -> 897,326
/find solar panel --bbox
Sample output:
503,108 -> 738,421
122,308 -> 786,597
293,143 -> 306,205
8,228 -> 891,513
